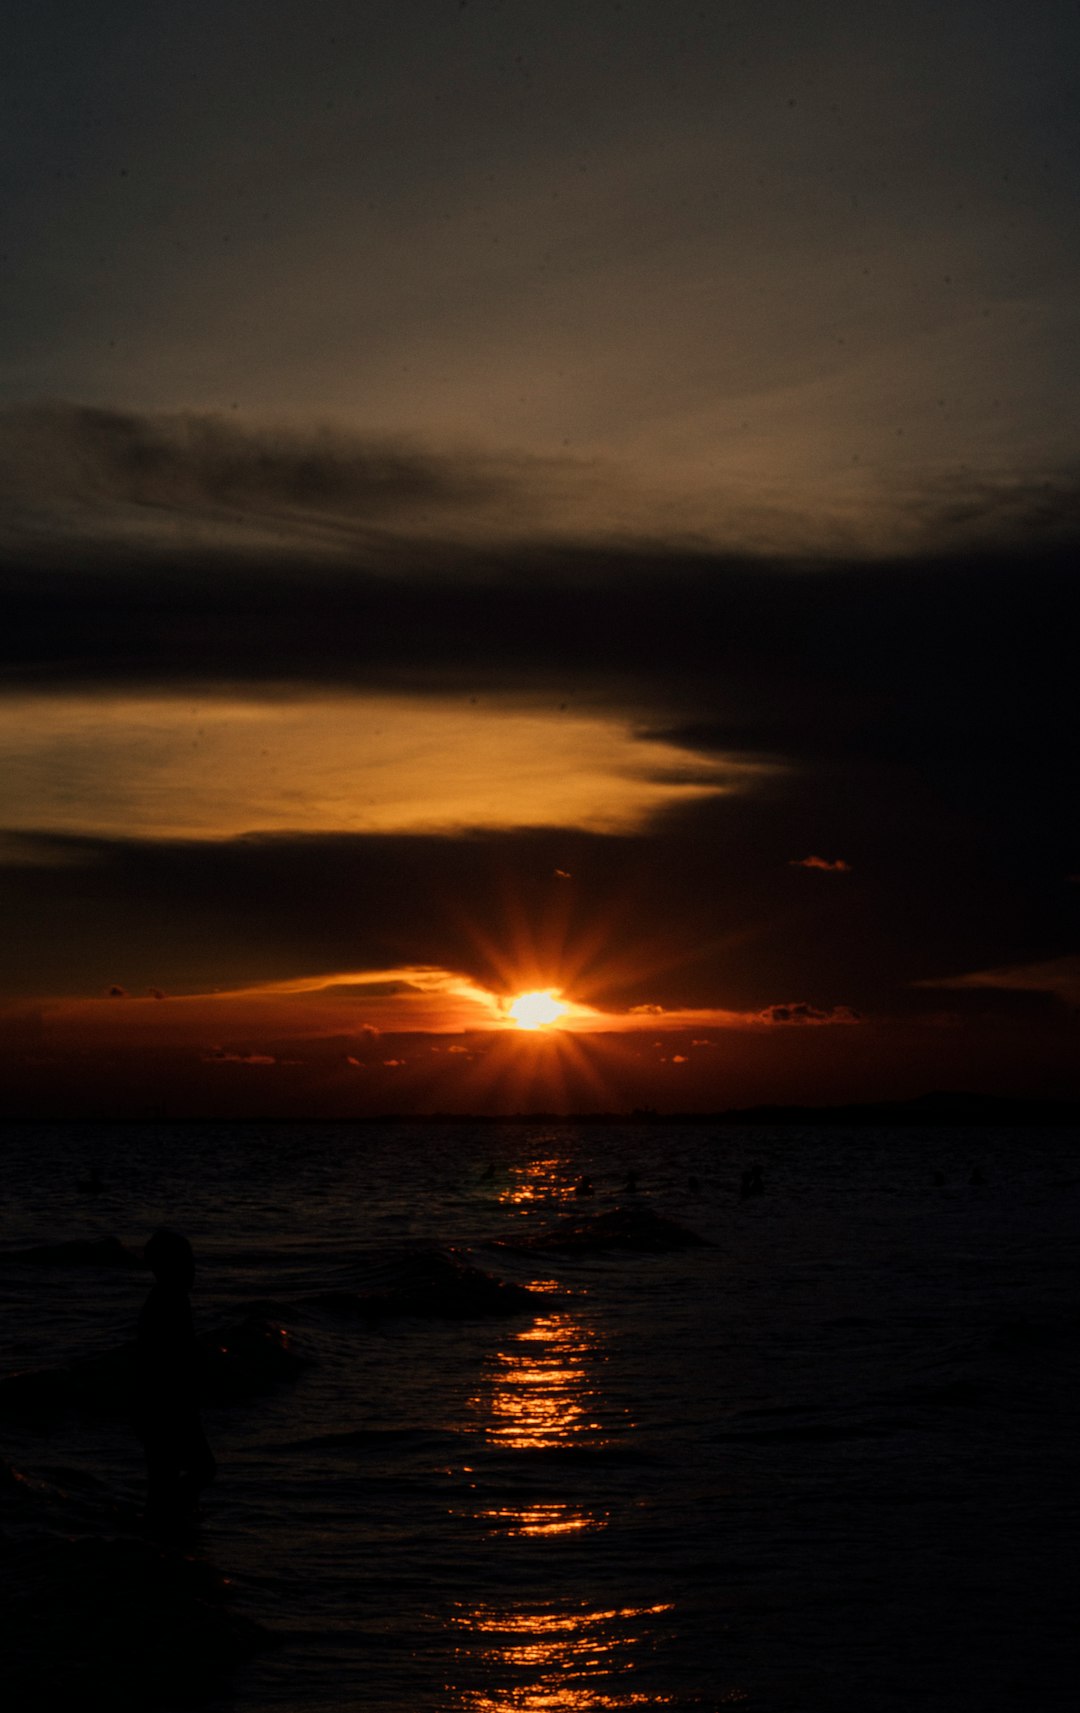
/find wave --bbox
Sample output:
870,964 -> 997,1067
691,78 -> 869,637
0,1314 -> 306,1418
277,1425 -> 459,1454
3,1235 -> 141,1268
489,1206 -> 708,1255
307,1246 -> 538,1319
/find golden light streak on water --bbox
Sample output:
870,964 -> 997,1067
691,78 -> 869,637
497,1156 -> 585,1209
453,1151 -> 674,1708
482,1312 -> 602,1452
475,1503 -> 597,1538
454,1603 -> 677,1710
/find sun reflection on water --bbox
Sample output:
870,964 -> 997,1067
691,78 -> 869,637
498,1154 -> 583,1209
456,1602 -> 676,1711
483,1311 -> 604,1451
476,1502 -> 596,1539
463,1299 -> 611,1540
453,1152 -> 671,1710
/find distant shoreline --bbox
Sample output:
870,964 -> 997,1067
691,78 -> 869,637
5,1093 -> 1079,1127
349,1092 -> 1080,1126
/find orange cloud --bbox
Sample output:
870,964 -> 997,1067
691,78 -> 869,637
789,855 -> 852,872
572,999 -> 862,1033
0,689 -> 753,843
0,966 -> 865,1084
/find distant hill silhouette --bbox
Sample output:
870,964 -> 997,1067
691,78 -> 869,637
403,1092 -> 1080,1127
7,1092 -> 1077,1126
708,1091 -> 1080,1127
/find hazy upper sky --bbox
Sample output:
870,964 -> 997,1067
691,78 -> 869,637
4,0 -> 1080,539
1,2 -> 1077,1114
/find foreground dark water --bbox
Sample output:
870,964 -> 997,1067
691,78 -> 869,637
1,1121 -> 1077,1710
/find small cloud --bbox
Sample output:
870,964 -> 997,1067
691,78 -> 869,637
146,987 -> 166,1000
631,1003 -> 667,1015
202,1046 -> 276,1064
789,855 -> 852,872
345,1055 -> 363,1067
107,984 -> 127,998
672,1053 -> 688,1063
554,868 -> 572,880
917,955 -> 1080,1007
691,1038 -> 713,1047
382,1058 -> 405,1067
447,1043 -> 470,1054
758,1002 -> 861,1026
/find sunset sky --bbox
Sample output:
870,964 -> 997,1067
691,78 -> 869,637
1,1 -> 1077,1115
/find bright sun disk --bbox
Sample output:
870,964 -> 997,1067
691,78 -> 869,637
508,990 -> 566,1031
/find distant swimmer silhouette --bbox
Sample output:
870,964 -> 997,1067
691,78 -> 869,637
739,1164 -> 765,1199
132,1228 -> 216,1534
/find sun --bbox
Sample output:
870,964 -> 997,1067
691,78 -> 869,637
507,989 -> 566,1031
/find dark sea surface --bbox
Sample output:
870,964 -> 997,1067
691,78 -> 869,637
1,1120 -> 1078,1711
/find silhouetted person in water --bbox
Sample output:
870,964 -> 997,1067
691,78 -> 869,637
133,1228 -> 216,1533
740,1164 -> 764,1199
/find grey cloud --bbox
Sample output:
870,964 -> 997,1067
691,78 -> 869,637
918,957 -> 1080,1008
900,469 -> 1080,552
0,404 -> 558,556
6,406 -> 1080,567
758,1003 -> 862,1026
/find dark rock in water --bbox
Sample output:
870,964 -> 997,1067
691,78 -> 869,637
311,1248 -> 536,1319
992,1314 -> 1080,1354
0,1343 -> 138,1417
492,1206 -> 708,1255
13,1235 -> 141,1268
2,1531 -> 265,1708
202,1314 -> 307,1402
1,1456 -> 138,1534
0,1315 -> 305,1419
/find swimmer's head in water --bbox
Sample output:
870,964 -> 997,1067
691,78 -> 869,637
145,1226 -> 195,1290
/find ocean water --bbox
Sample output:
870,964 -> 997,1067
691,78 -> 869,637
1,1120 -> 1077,1711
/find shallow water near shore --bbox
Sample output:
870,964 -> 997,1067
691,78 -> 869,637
1,1120 -> 1077,1711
